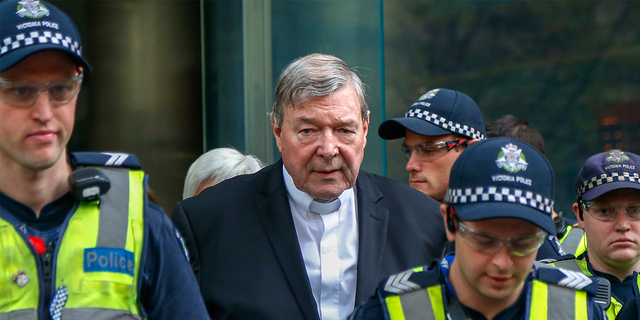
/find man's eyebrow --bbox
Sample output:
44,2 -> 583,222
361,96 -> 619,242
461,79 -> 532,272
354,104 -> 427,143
294,117 -> 358,127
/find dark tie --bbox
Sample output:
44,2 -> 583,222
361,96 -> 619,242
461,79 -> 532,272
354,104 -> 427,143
309,198 -> 341,214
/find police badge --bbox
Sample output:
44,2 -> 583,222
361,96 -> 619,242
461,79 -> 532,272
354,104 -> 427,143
16,0 -> 50,19
496,143 -> 528,173
12,270 -> 30,288
606,149 -> 630,163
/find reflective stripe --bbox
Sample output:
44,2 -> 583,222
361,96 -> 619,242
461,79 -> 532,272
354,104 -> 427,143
574,290 -> 587,320
399,289 -> 433,320
0,309 -> 37,320
97,168 -> 130,249
559,227 -> 584,256
547,285 -> 575,319
62,308 -> 142,319
551,259 -> 588,274
386,295 -> 405,320
529,281 -> 548,320
426,286 -> 445,320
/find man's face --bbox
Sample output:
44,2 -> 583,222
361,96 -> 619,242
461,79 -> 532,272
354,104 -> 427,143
443,208 -> 539,308
273,85 -> 369,200
576,188 -> 640,272
0,51 -> 77,173
404,131 -> 464,202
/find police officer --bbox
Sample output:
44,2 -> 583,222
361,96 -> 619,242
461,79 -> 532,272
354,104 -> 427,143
548,150 -> 640,319
349,138 -> 606,320
0,0 -> 209,319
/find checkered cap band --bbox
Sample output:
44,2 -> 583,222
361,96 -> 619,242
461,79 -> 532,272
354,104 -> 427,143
405,108 -> 486,140
1,31 -> 81,56
576,172 -> 640,197
445,186 -> 554,214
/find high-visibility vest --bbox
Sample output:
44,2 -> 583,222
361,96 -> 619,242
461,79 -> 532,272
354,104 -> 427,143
558,225 -> 586,257
551,258 -> 640,319
0,167 -> 145,320
381,266 -> 596,320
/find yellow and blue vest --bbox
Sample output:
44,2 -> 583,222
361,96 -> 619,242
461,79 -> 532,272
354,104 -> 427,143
380,262 -> 600,320
558,225 -> 586,258
549,258 -> 639,319
0,157 -> 146,320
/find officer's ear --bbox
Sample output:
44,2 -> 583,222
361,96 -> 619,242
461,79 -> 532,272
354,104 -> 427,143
574,202 -> 585,229
441,204 -> 456,242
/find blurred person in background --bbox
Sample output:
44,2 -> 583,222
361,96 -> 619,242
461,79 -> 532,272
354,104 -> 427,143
182,147 -> 264,199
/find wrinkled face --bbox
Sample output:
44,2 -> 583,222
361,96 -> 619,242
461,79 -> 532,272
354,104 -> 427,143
577,188 -> 640,272
443,210 -> 539,307
404,131 -> 464,202
0,51 -> 77,172
273,85 -> 369,200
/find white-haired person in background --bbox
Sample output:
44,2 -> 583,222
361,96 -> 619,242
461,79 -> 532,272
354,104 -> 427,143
182,147 -> 265,199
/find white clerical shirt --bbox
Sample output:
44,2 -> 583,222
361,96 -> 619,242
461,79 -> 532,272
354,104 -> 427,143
283,166 -> 359,320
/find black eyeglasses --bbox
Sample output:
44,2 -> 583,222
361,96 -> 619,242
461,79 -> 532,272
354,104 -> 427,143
0,71 -> 84,107
401,138 -> 468,162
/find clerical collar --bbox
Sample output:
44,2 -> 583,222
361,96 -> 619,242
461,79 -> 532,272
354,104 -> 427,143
282,166 -> 353,214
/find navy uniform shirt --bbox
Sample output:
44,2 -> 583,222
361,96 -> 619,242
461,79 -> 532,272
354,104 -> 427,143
350,255 -> 605,320
0,189 -> 210,320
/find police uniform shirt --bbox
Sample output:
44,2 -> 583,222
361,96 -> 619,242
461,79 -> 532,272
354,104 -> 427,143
586,256 -> 639,305
351,256 -> 529,320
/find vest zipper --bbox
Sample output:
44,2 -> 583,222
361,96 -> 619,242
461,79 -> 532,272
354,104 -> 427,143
42,242 -> 54,281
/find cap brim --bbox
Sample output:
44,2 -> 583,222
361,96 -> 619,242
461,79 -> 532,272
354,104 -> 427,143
0,45 -> 91,72
378,117 -> 452,140
581,182 -> 640,201
454,202 -> 555,235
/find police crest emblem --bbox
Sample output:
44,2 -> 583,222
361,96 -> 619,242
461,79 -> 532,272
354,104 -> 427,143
12,270 -> 30,288
606,149 -> 630,163
16,0 -> 50,19
496,143 -> 528,173
418,88 -> 440,101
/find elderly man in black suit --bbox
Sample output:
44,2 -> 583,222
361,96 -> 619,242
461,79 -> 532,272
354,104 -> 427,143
171,53 -> 446,320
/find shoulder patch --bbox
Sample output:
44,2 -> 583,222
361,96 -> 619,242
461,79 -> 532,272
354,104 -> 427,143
70,152 -> 142,169
536,267 -> 598,295
379,266 -> 440,297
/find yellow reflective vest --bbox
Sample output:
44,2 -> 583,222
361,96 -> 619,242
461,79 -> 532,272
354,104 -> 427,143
558,225 -> 586,257
0,167 -> 145,320
381,266 -> 596,320
551,258 -> 640,319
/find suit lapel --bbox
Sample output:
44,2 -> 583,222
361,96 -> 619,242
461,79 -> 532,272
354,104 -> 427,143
256,161 -> 320,320
354,172 -> 389,304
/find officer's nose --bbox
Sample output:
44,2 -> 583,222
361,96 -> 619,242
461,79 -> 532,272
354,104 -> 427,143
31,93 -> 54,123
491,245 -> 514,270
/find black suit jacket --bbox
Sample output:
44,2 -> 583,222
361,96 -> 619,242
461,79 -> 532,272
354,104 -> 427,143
172,160 -> 445,320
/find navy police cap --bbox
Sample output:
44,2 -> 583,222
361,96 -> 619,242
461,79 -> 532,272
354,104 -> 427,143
0,0 -> 90,72
378,88 -> 486,140
575,149 -> 640,201
445,138 -> 556,235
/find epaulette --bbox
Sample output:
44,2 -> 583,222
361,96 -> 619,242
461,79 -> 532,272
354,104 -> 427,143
535,267 -> 599,296
378,265 -> 441,297
70,152 -> 142,169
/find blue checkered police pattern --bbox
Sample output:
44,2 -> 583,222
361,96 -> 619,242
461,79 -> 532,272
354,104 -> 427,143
405,108 -> 486,140
49,285 -> 68,320
577,172 -> 640,197
445,186 -> 554,214
1,31 -> 81,55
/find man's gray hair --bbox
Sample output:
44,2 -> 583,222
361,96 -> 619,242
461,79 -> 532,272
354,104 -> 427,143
182,148 -> 265,199
270,53 -> 368,127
